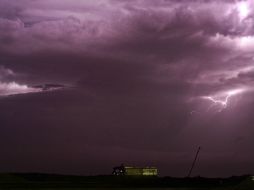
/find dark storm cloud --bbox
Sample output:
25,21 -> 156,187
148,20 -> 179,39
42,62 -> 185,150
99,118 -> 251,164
0,0 -> 238,91
0,0 -> 254,177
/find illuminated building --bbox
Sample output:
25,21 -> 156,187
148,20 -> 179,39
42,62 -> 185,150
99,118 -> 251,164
112,164 -> 158,176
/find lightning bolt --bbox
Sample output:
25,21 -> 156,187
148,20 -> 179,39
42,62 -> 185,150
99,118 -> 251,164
202,89 -> 244,112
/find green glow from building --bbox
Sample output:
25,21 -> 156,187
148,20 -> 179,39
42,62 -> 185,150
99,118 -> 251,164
124,167 -> 158,176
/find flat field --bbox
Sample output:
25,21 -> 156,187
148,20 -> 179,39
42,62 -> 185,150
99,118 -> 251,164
0,173 -> 253,190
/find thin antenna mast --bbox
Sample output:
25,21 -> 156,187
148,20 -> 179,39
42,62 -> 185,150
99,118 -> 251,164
187,146 -> 201,177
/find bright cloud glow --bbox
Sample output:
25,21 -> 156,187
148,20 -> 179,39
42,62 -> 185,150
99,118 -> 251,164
0,82 -> 41,96
208,33 -> 254,52
237,1 -> 250,20
239,36 -> 254,48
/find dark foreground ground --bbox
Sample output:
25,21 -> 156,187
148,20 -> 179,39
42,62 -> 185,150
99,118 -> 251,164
0,173 -> 253,190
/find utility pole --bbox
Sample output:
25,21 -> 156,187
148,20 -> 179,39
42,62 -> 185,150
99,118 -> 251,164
187,146 -> 201,178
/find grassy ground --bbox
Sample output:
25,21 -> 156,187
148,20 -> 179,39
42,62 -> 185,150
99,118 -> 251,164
0,173 -> 252,190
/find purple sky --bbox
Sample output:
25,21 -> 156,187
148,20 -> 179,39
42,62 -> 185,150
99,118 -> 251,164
0,0 -> 254,177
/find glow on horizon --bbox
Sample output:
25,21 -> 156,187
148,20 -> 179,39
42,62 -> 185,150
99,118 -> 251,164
0,82 -> 41,96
